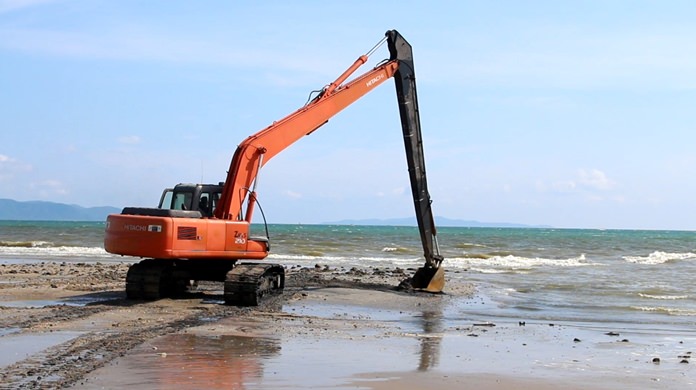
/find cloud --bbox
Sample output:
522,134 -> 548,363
283,190 -> 302,199
30,179 -> 68,196
549,168 -> 616,195
391,186 -> 405,196
0,25 -> 336,81
0,154 -> 32,180
552,180 -> 576,193
377,187 -> 405,197
0,9 -> 351,87
427,24 -> 696,90
577,169 -> 615,190
118,135 -> 141,145
0,0 -> 55,14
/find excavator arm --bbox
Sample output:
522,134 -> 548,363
215,29 -> 444,291
388,31 -> 445,291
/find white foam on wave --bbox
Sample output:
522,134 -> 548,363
468,268 -> 528,274
380,247 -> 412,254
268,254 -> 346,262
623,251 -> 696,265
447,253 -> 597,272
638,293 -> 688,300
631,306 -> 696,316
268,253 -> 423,268
269,251 -> 595,272
454,242 -> 488,249
0,240 -> 53,248
0,245 -> 113,258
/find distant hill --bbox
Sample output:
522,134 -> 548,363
0,198 -> 550,227
327,216 -> 551,228
0,199 -> 120,221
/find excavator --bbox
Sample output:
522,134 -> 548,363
104,30 -> 444,306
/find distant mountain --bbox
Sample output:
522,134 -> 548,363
0,198 -> 551,227
327,216 -> 551,228
0,199 -> 121,221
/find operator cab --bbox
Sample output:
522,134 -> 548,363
158,183 -> 223,217
120,183 -> 223,219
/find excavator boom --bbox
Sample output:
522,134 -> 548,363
215,50 -> 399,221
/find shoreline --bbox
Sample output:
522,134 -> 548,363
0,261 -> 694,388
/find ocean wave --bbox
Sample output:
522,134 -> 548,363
0,245 -> 114,258
267,254 -> 347,262
460,253 -> 492,259
267,253 -> 424,268
0,240 -> 53,248
454,242 -> 488,249
447,254 -> 597,271
487,251 -> 514,257
631,306 -> 696,316
623,251 -> 696,265
381,247 -> 412,254
467,268 -> 527,274
638,293 -> 688,300
299,250 -> 325,257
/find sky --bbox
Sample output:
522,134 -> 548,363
1,1 -> 696,230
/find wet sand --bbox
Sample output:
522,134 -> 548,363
0,261 -> 694,389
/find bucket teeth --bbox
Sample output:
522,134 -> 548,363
409,265 -> 445,293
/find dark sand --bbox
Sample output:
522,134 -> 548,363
0,261 -> 693,389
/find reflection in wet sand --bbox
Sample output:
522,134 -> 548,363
157,334 -> 280,388
71,286 -> 696,390
416,309 -> 443,371
0,331 -> 83,368
81,334 -> 281,389
154,334 -> 280,389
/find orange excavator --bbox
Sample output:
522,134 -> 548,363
104,30 -> 444,305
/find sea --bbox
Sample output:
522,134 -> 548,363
1,220 -> 695,329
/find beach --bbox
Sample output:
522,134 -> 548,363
0,260 -> 693,389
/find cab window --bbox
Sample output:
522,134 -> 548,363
173,192 -> 193,210
159,190 -> 174,209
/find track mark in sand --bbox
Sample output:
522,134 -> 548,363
0,305 -> 109,330
0,305 -> 234,389
0,266 -> 462,389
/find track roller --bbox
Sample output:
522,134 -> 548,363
125,259 -> 191,300
224,263 -> 285,306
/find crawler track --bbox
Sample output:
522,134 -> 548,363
125,260 -> 190,300
125,260 -> 286,306
224,263 -> 285,306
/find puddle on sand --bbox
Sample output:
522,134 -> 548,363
1,299 -> 77,308
0,292 -> 120,308
74,333 -> 281,389
0,331 -> 83,368
74,329 -> 427,390
0,327 -> 21,337
73,300 -> 445,390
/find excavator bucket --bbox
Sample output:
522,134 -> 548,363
410,265 -> 445,293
